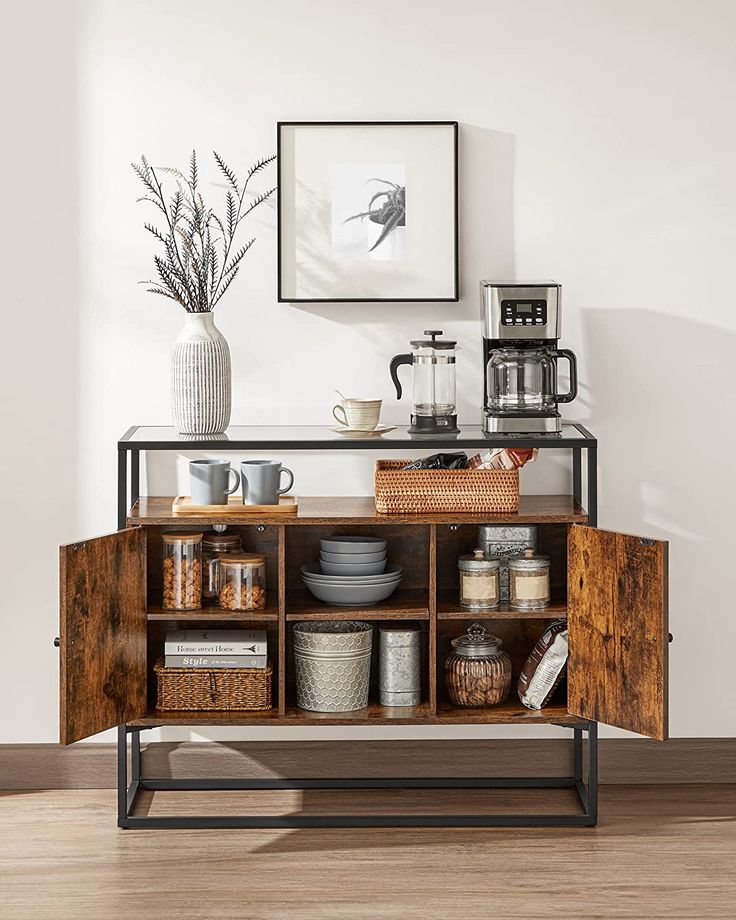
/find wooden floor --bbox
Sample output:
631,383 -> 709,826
2,786 -> 735,918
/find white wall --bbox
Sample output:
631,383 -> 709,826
2,0 -> 735,743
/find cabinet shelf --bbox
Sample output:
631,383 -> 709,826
437,600 -> 568,620
147,606 -> 279,622
130,699 -> 579,726
128,494 -> 588,526
437,699 -> 577,725
286,590 -> 429,621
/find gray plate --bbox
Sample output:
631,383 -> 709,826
320,535 -> 388,554
302,563 -> 402,584
302,577 -> 402,606
320,549 -> 387,564
319,558 -> 387,576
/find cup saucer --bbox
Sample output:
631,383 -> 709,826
330,424 -> 397,438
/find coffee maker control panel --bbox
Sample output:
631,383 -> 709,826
501,299 -> 547,326
480,281 -> 561,340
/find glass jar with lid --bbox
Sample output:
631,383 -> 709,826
161,533 -> 203,610
217,553 -> 266,611
458,548 -> 500,610
202,531 -> 243,602
508,548 -> 551,609
444,622 -> 512,707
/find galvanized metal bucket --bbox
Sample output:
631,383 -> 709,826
292,621 -> 373,712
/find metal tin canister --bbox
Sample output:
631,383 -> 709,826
477,525 -> 539,602
379,627 -> 421,707
458,549 -> 501,609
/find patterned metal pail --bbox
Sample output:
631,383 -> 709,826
292,621 -> 373,712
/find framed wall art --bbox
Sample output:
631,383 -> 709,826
277,121 -> 458,302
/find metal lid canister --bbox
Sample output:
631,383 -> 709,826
458,548 -> 501,609
508,548 -> 551,609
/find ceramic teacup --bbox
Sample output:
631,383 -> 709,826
332,398 -> 382,431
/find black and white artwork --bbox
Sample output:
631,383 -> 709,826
278,122 -> 457,302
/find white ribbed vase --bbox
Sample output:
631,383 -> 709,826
171,313 -> 232,435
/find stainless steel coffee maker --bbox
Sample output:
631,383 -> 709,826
481,281 -> 578,433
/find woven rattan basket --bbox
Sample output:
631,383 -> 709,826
154,659 -> 272,711
374,460 -> 519,514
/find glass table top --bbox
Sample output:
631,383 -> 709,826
120,423 -> 595,449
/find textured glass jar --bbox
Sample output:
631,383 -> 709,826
444,623 -> 512,707
202,531 -> 242,602
161,533 -> 203,610
217,553 -> 266,611
509,548 -> 551,609
458,549 -> 501,609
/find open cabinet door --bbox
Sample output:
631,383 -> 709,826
568,525 -> 669,740
59,529 -> 147,744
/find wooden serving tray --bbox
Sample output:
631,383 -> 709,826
172,495 -> 298,514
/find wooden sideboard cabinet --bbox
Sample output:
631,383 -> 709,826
57,425 -> 668,828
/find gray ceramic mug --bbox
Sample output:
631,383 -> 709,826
189,459 -> 240,505
241,460 -> 294,506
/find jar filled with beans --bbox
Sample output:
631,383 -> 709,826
218,554 -> 266,611
162,533 -> 203,609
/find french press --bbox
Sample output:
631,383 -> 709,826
389,330 -> 459,433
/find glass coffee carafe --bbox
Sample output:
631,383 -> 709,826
390,330 -> 459,433
487,347 -> 577,413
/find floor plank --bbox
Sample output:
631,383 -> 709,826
1,786 -> 735,919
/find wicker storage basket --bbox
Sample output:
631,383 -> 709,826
374,460 -> 519,514
154,659 -> 272,711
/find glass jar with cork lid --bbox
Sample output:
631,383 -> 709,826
217,553 -> 267,611
458,549 -> 501,610
161,533 -> 203,610
508,548 -> 551,609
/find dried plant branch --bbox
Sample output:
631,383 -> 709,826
132,149 -> 275,312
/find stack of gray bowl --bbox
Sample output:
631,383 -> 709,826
301,535 -> 403,606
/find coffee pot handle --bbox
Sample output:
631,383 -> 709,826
553,349 -> 578,404
389,353 -> 413,399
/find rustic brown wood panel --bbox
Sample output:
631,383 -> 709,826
147,606 -> 278,622
59,529 -> 147,744
568,525 -> 668,740
129,495 -> 588,526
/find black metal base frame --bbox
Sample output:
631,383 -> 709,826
117,722 -> 598,829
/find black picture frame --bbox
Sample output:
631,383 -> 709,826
277,121 -> 459,303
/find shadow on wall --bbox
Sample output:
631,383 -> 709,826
582,308 -> 736,735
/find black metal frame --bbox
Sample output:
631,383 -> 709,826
118,723 -> 598,829
115,423 -> 599,829
276,121 -> 460,303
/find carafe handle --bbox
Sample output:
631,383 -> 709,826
389,353 -> 413,399
552,349 -> 578,404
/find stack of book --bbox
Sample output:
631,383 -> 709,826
165,629 -> 267,669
